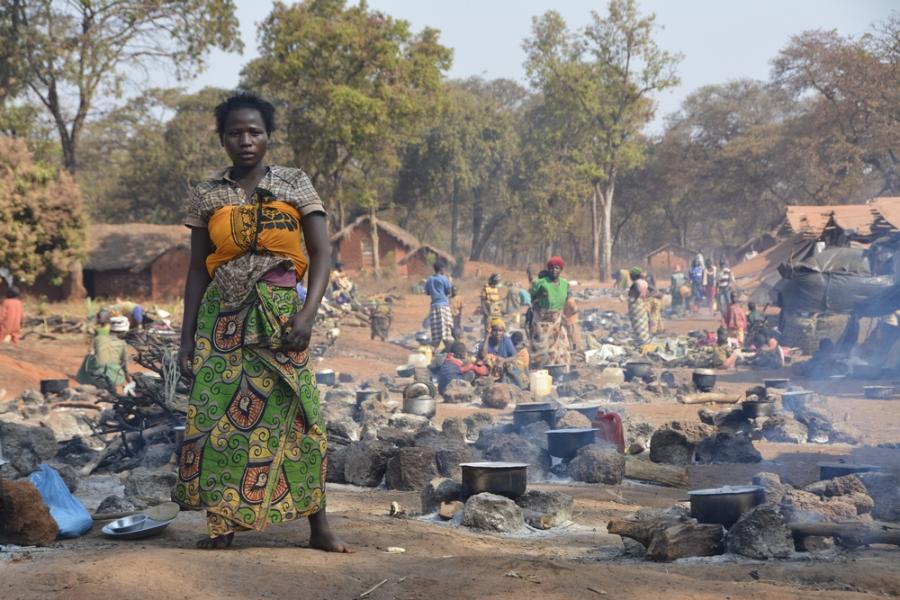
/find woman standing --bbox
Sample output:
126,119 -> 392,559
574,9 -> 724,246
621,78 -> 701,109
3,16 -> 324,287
628,268 -> 650,348
174,93 -> 347,552
529,257 -> 571,368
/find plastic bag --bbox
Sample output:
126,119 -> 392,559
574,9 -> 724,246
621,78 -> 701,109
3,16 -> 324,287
28,464 -> 93,539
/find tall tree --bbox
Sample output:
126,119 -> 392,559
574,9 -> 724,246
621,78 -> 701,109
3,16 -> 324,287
243,0 -> 452,232
524,1 -> 680,279
0,0 -> 241,172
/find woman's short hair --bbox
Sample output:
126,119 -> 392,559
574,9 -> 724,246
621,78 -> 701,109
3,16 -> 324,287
214,92 -> 276,136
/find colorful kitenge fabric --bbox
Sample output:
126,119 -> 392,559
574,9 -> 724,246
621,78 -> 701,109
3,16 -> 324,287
430,305 -> 454,345
529,308 -> 570,368
173,282 -> 326,533
628,296 -> 650,347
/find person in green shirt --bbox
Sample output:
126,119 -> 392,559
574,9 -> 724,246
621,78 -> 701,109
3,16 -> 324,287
528,256 -> 571,367
76,310 -> 132,391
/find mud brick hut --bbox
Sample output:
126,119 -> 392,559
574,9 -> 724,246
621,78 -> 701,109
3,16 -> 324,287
645,243 -> 694,276
330,216 -> 430,277
82,224 -> 189,300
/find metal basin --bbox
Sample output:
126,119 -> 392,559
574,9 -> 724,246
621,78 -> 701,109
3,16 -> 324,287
460,462 -> 528,500
689,485 -> 766,528
107,514 -> 147,533
102,515 -> 174,540
545,364 -> 570,382
818,463 -> 882,480
546,428 -> 599,460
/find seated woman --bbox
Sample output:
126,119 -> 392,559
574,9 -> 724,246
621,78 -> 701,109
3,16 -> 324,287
76,310 -> 132,392
437,341 -> 488,395
749,333 -> 786,370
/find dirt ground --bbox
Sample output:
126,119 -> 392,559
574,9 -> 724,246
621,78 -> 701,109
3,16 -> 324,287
2,276 -> 899,599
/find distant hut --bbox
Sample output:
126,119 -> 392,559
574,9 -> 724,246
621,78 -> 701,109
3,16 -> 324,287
82,224 -> 189,300
400,244 -> 457,278
330,216 -> 421,276
645,243 -> 694,276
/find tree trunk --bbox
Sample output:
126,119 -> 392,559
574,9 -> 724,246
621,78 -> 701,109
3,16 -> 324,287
370,205 -> 380,277
590,190 -> 600,269
597,187 -> 613,282
470,212 -> 504,261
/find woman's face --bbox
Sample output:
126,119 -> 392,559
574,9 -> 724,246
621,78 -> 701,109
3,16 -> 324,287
549,265 -> 562,279
221,108 -> 269,168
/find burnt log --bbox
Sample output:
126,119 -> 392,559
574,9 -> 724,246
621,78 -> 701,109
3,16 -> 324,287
789,521 -> 900,549
624,457 -> 689,488
645,523 -> 725,562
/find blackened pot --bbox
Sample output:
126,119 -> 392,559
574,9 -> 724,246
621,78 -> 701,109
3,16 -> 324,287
545,364 -> 570,382
460,462 -> 528,500
40,378 -> 69,395
764,378 -> 790,390
624,361 -> 652,382
355,388 -> 382,408
513,407 -> 557,430
689,485 -> 766,528
692,369 -> 716,393
546,428 -> 600,460
315,369 -> 336,386
818,462 -> 882,480
741,399 -> 777,419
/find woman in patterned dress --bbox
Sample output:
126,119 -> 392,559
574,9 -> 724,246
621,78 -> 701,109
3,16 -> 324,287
174,93 -> 348,552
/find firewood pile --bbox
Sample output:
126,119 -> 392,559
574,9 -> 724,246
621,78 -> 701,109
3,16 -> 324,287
23,315 -> 90,336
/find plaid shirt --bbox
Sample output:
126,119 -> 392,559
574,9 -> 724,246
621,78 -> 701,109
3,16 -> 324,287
186,165 -> 326,307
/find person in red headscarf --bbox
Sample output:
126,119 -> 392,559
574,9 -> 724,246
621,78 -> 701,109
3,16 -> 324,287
528,256 -> 571,367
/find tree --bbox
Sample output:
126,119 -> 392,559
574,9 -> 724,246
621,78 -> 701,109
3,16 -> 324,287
524,1 -> 680,279
0,0 -> 241,172
242,0 -> 452,232
0,136 -> 85,286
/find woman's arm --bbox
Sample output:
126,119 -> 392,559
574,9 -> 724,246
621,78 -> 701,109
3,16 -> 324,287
284,212 -> 330,351
178,228 -> 213,377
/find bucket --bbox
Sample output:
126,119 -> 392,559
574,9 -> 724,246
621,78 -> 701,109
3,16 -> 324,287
529,370 -> 553,398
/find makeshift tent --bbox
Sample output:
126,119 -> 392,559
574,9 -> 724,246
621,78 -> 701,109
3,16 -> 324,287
732,234 -> 814,305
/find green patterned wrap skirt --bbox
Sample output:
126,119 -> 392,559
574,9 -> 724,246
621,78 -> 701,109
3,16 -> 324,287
173,281 -> 326,532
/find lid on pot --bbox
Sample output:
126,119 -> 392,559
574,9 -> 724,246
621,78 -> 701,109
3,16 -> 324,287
693,369 -> 716,376
318,369 -> 335,375
460,462 -> 529,469
546,428 -> 600,435
688,485 -> 764,496
566,403 -> 602,410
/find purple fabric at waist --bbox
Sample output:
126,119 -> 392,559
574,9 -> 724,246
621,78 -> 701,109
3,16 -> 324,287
261,264 -> 298,288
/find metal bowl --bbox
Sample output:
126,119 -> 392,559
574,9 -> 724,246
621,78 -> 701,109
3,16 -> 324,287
107,514 -> 148,533
102,516 -> 173,540
403,395 -> 436,418
460,462 -> 528,500
689,485 -> 766,528
396,365 -> 416,378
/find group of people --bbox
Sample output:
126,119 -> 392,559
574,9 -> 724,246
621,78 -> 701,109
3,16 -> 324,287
677,255 -> 736,315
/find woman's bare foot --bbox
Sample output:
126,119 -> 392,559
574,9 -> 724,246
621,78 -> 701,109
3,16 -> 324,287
308,510 -> 351,553
196,532 -> 234,549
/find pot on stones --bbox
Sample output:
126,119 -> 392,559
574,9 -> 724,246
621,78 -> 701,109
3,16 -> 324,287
396,365 -> 416,378
315,369 -> 336,386
546,428 -> 600,460
741,399 -> 777,419
355,388 -> 382,407
818,462 -> 882,480
40,378 -> 69,395
780,389 -> 814,412
623,361 -> 652,382
691,369 -> 716,393
402,381 -> 437,418
513,404 -> 557,430
863,385 -> 894,399
689,485 -> 766,528
415,332 -> 431,345
545,364 -> 569,382
566,403 -> 602,422
764,378 -> 790,390
460,462 -> 528,500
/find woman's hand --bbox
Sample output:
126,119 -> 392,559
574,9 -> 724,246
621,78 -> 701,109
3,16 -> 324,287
283,313 -> 315,352
178,341 -> 196,378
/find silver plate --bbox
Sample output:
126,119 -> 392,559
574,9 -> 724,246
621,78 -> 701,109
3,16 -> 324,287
102,516 -> 174,540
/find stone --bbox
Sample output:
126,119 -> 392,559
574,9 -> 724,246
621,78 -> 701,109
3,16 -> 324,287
432,441 -> 472,480
0,479 -> 59,546
567,444 -> 625,484
857,472 -> 900,521
465,412 -> 496,441
515,489 -> 574,528
443,379 -> 477,404
141,442 -> 176,469
324,387 -> 356,405
326,446 -> 349,484
441,417 -> 467,441
481,383 -> 520,409
725,503 -> 794,559
326,419 -> 359,446
53,437 -> 97,468
96,494 -> 136,515
385,447 -> 438,491
343,440 -> 397,487
420,477 -> 463,513
555,410 -> 592,429
649,421 -> 713,466
482,433 -> 550,481
389,413 -> 432,432
358,397 -> 391,430
597,386 -> 626,403
53,463 -> 80,493
622,537 -> 647,558
41,411 -> 95,442
760,415 -> 808,444
695,432 -> 762,464
839,492 -> 875,516
0,421 -> 58,478
462,492 -> 524,532
439,500 -> 464,520
376,426 -> 417,447
804,474 -> 866,498
752,472 -> 790,504
780,489 -> 859,523
622,414 -> 654,449
123,467 -> 177,508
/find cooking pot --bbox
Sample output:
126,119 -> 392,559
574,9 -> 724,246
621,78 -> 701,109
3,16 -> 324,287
545,364 -> 570,382
566,403 -> 602,422
402,382 -> 437,418
355,388 -> 382,407
40,378 -> 69,395
315,369 -> 336,386
689,485 -> 766,528
623,361 -> 652,382
415,332 -> 431,345
692,369 -> 716,392
863,386 -> 894,399
780,389 -> 814,413
546,428 -> 599,460
513,405 -> 557,430
741,399 -> 777,419
818,462 -> 882,480
396,365 -> 416,378
460,462 -> 528,499
764,378 -> 790,390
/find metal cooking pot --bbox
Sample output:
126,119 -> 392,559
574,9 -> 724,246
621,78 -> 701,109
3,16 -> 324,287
545,364 -> 570,382
689,485 -> 766,528
780,389 -> 814,412
315,369 -> 336,386
818,462 -> 882,480
546,428 -> 600,460
741,399 -> 777,419
692,369 -> 716,393
624,361 -> 652,382
355,388 -> 382,407
40,378 -> 69,395
460,462 -> 528,499
764,378 -> 790,390
513,407 -> 556,430
414,332 -> 431,345
402,381 -> 437,418
396,365 -> 416,378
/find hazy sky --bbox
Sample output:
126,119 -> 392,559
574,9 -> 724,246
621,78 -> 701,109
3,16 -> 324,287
173,0 -> 897,131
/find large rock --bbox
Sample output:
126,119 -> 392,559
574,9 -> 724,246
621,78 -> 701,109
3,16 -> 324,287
466,413 -> 497,442
40,411 -> 95,442
432,440 -> 472,480
752,472 -> 790,504
482,433 -> 550,481
0,422 -> 58,478
462,492 -> 524,532
622,414 -> 654,450
481,383 -> 520,409
440,417 -> 467,442
123,467 -> 177,508
649,421 -> 713,465
389,413 -> 433,433
695,432 -> 762,464
326,446 -> 349,484
443,379 -> 477,404
96,494 -> 136,515
858,472 -> 900,521
725,503 -> 794,559
515,490 -> 574,529
385,447 -> 437,491
0,479 -> 59,546
343,440 -> 397,487
376,426 -> 417,447
421,477 -> 463,513
780,489 -> 859,524
555,410 -> 592,429
567,444 -> 625,484
760,415 -> 808,444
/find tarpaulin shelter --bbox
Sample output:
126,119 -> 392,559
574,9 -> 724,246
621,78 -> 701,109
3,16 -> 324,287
732,234 -> 813,305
